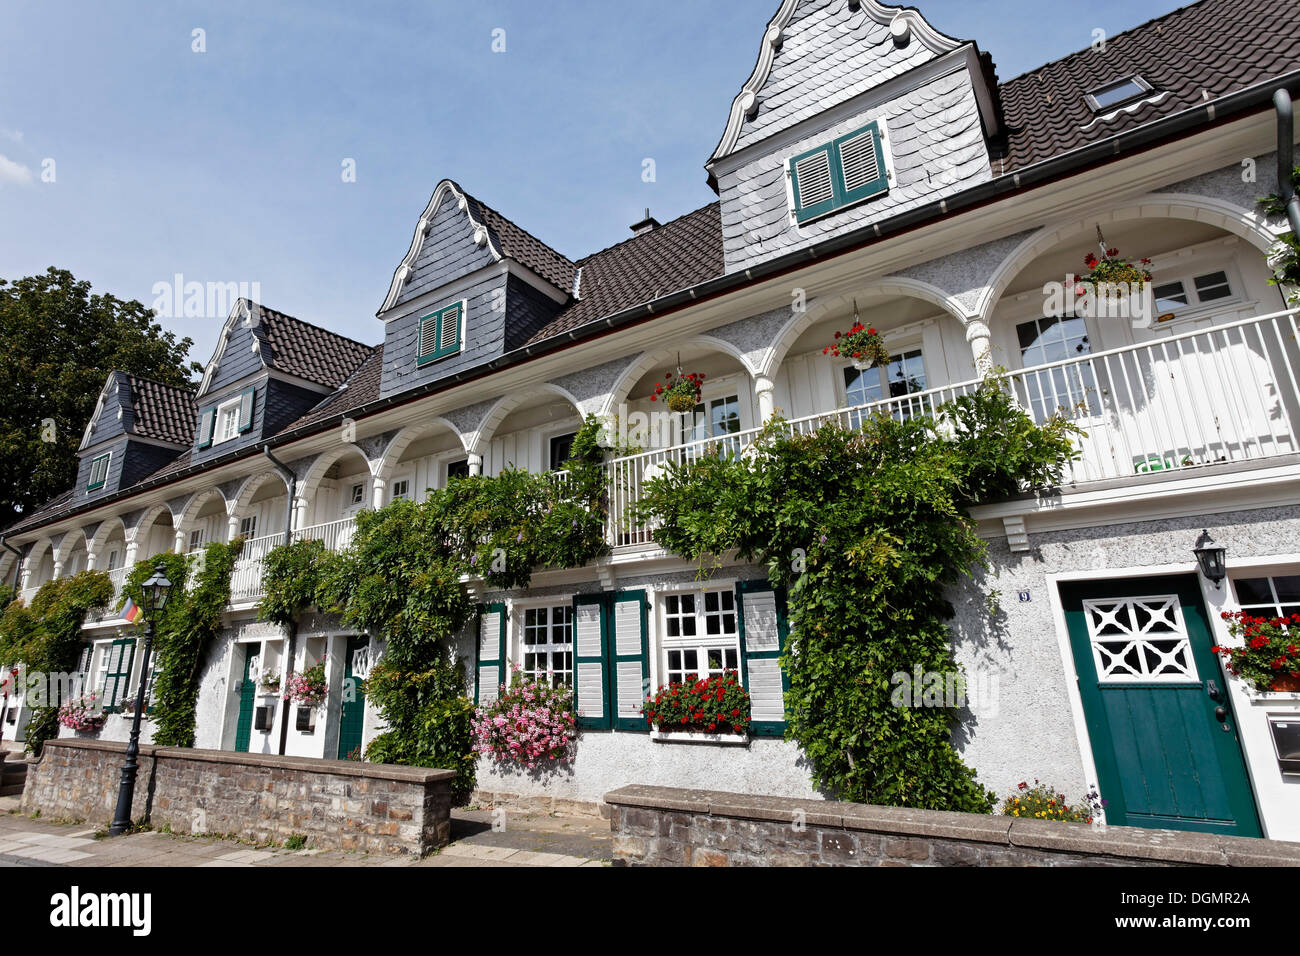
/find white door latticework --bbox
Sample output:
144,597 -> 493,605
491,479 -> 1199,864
1082,594 -> 1199,683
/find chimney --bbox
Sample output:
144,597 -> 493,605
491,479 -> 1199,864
630,208 -> 660,236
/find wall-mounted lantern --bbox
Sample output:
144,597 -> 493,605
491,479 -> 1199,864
1193,529 -> 1227,588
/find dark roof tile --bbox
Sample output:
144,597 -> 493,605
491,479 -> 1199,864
124,374 -> 196,446
253,303 -> 374,389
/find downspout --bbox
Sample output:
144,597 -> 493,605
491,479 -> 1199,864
262,446 -> 297,756
1276,90 -> 1300,237
0,535 -> 20,730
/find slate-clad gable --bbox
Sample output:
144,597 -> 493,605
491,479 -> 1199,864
393,196 -> 499,310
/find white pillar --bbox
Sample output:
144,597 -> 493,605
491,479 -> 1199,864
173,528 -> 187,553
227,512 -> 240,541
467,453 -> 483,477
85,549 -> 99,572
371,476 -> 387,510
754,375 -> 776,424
292,496 -> 309,533
124,541 -> 139,569
51,557 -> 65,580
18,565 -> 31,591
966,320 -> 993,375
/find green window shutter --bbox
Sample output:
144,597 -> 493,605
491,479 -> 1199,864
790,144 -> 837,223
101,637 -> 137,711
474,602 -> 507,706
416,300 -> 465,366
86,453 -> 110,491
197,407 -> 216,449
237,386 -> 256,433
790,120 -> 889,224
834,121 -> 889,205
611,590 -> 650,732
736,580 -> 790,737
573,593 -> 611,730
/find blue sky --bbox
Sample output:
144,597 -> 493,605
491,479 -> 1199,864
0,0 -> 1179,367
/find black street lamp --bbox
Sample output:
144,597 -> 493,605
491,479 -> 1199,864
108,560 -> 172,836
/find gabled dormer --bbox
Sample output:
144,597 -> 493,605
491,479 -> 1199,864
191,300 -> 372,463
77,371 -> 195,500
707,0 -> 1003,272
376,179 -> 575,399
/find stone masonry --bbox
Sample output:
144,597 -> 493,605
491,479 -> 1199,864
606,785 -> 1300,867
22,738 -> 454,856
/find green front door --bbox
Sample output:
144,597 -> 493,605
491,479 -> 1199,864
233,646 -> 258,753
336,636 -> 368,760
1061,575 -> 1261,837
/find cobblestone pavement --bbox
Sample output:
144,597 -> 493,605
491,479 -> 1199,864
0,796 -> 611,867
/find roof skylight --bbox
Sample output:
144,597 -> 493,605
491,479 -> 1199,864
1085,76 -> 1154,112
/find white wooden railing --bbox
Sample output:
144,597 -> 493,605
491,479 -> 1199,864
605,308 -> 1300,546
229,532 -> 287,603
293,516 -> 358,553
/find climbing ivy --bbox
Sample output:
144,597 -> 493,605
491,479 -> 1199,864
0,571 -> 113,755
1259,165 -> 1300,304
132,540 -> 243,747
633,376 -> 1080,812
259,415 -> 609,801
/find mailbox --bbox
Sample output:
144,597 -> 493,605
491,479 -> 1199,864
254,704 -> 275,733
1268,717 -> 1300,775
295,705 -> 316,733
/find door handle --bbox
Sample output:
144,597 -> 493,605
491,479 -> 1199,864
1206,679 -> 1221,701
1215,705 -> 1228,723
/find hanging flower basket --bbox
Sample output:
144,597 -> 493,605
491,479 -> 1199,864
283,660 -> 327,707
652,372 -> 705,413
1080,247 -> 1153,294
825,321 -> 889,371
1214,611 -> 1300,694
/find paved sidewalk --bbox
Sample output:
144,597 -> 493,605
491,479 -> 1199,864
0,797 -> 611,867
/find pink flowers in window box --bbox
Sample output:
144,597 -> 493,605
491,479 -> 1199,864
57,694 -> 106,731
472,668 -> 577,770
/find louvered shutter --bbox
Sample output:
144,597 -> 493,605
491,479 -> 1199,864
573,593 -> 610,729
736,581 -> 790,736
474,602 -> 507,706
101,637 -> 137,710
237,386 -> 256,433
439,303 -> 461,354
790,146 -> 837,223
835,122 -> 889,205
87,453 -> 110,490
197,407 -> 216,449
417,314 -> 439,363
611,590 -> 650,731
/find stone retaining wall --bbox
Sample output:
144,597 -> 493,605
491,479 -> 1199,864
22,739 -> 454,856
606,785 -> 1300,867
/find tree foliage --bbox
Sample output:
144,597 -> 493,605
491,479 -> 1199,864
0,267 -> 199,526
633,377 -> 1079,811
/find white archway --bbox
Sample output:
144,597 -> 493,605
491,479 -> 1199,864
375,417 -> 466,483
175,488 -> 231,540
296,443 -> 378,508
599,335 -> 759,420
87,515 -> 129,560
756,278 -> 971,381
468,383 -> 584,457
975,193 -> 1280,323
52,526 -> 90,567
230,471 -> 289,519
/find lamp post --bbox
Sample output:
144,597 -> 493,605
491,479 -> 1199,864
108,560 -> 172,836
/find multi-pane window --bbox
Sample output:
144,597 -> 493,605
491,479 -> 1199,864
216,399 -> 241,444
1151,270 -> 1235,318
844,348 -> 926,408
105,549 -> 120,571
521,605 -> 573,686
662,590 -> 740,684
239,515 -> 257,538
391,478 -> 411,501
1192,270 -> 1232,302
349,483 -> 366,506
1016,316 -> 1100,420
1233,574 -> 1300,619
549,432 -> 577,471
687,394 -> 742,448
447,459 -> 470,481
188,529 -> 204,551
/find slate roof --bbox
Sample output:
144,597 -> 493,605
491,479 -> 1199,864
253,303 -> 374,389
995,0 -> 1300,171
464,195 -> 577,294
123,374 -> 196,446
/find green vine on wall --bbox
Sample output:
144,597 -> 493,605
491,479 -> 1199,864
632,376 -> 1080,812
0,571 -> 113,755
1259,164 -> 1300,304
259,416 -> 609,801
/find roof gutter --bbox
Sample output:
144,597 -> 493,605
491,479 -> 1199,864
10,68 -> 1300,539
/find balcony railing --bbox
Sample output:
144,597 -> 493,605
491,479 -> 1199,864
229,532 -> 287,603
605,308 -> 1300,546
293,517 -> 358,553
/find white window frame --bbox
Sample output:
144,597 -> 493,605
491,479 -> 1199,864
514,599 -> 575,688
658,586 -> 741,685
188,529 -> 204,552
837,341 -> 928,409
389,473 -> 413,503
1231,573 -> 1300,618
238,515 -> 257,538
213,395 -> 242,445
1148,265 -> 1245,324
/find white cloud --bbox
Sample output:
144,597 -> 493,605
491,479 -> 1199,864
0,154 -> 33,185
0,128 -> 22,143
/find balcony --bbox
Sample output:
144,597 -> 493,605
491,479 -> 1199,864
606,308 -> 1300,546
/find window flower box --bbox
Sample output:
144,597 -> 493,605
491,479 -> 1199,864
644,673 -> 752,738
650,728 -> 750,746
1214,611 -> 1300,695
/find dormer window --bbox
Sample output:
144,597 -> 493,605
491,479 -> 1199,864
86,452 -> 111,491
788,119 -> 890,224
1085,75 -> 1153,113
197,386 -> 255,450
417,300 -> 465,365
